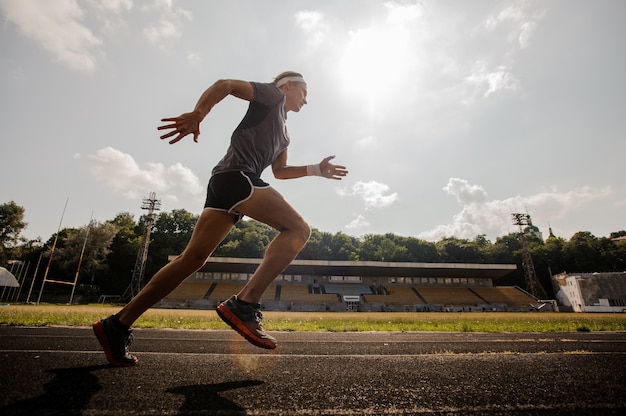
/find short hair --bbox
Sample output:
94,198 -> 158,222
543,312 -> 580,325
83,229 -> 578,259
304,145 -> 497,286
273,71 -> 305,85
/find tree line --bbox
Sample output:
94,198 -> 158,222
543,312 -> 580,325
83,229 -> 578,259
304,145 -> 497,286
1,200 -> 625,300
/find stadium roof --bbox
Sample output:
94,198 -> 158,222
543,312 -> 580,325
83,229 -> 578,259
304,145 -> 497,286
191,257 -> 517,280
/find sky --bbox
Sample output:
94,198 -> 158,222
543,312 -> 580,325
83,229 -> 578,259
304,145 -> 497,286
1,0 -> 625,246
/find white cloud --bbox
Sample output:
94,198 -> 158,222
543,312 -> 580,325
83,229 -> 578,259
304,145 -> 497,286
465,61 -> 520,98
141,0 -> 191,47
485,3 -> 546,48
295,10 -> 328,48
0,0 -> 188,71
94,0 -> 133,13
144,19 -> 180,44
345,215 -> 370,230
417,178 -> 613,241
338,181 -> 399,210
518,20 -> 538,49
443,178 -> 488,205
384,1 -> 423,24
90,0 -> 133,36
0,0 -> 104,72
460,2 -> 547,105
85,147 -> 202,201
486,5 -> 524,30
186,51 -> 201,65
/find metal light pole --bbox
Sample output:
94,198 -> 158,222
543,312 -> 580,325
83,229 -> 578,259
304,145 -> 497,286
123,192 -> 161,300
511,213 -> 543,298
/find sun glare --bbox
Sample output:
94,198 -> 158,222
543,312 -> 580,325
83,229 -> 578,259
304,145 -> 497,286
340,26 -> 410,94
338,8 -> 419,114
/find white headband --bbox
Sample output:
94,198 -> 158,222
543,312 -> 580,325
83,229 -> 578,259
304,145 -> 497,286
275,76 -> 306,88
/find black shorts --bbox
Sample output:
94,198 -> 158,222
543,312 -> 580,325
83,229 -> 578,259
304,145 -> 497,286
204,171 -> 270,222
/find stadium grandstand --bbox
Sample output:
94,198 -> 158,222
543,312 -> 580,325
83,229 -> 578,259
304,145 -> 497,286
157,257 -> 545,312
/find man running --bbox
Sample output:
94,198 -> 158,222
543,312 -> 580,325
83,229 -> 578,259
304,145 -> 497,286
93,71 -> 348,366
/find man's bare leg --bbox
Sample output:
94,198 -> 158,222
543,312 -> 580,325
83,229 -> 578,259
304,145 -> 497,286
215,187 -> 310,349
116,209 -> 235,327
235,187 -> 311,303
93,209 -> 235,366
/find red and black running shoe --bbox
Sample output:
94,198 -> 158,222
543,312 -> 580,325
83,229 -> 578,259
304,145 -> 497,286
93,315 -> 138,367
217,296 -> 277,349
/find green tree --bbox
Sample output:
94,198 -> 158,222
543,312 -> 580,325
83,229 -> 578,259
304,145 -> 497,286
563,231 -> 601,272
55,221 -> 117,285
597,236 -> 626,271
146,209 -> 199,277
613,238 -> 626,270
298,229 -> 333,260
530,234 -> 566,297
216,220 -> 276,258
484,234 -> 519,263
483,234 -> 524,286
0,201 -> 28,264
329,232 -> 360,261
435,237 -> 483,263
535,235 -> 567,274
399,237 -> 439,262
100,212 -> 141,294
359,234 -> 409,262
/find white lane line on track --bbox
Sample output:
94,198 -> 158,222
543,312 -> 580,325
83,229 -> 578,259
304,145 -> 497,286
2,349 -> 625,357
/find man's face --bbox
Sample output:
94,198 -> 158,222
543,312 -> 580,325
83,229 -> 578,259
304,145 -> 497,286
284,82 -> 308,112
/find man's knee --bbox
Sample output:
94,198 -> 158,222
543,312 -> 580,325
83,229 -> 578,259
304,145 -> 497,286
179,249 -> 209,270
294,219 -> 311,246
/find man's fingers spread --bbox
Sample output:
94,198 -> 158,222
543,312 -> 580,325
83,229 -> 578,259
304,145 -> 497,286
160,131 -> 177,140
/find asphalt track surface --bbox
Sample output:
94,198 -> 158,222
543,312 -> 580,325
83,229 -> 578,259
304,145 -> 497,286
0,326 -> 625,415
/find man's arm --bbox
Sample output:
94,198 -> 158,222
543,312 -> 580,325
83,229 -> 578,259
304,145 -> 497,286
193,79 -> 254,119
271,150 -> 307,179
158,79 -> 254,144
272,150 -> 349,180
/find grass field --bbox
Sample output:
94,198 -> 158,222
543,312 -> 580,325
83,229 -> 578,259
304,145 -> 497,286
1,304 -> 626,332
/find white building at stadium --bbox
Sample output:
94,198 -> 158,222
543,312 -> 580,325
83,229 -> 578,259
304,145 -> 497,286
552,271 -> 626,312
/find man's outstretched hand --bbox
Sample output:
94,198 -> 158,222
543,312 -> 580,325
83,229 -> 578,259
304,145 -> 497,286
320,155 -> 349,180
158,111 -> 203,144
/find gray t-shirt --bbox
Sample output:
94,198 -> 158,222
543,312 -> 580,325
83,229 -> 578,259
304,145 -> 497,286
212,82 -> 290,177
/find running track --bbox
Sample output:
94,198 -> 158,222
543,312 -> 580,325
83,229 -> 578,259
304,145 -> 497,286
1,326 -> 625,415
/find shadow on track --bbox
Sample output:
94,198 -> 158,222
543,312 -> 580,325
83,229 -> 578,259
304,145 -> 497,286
1,364 -> 111,415
168,380 -> 265,415
1,362 -> 264,416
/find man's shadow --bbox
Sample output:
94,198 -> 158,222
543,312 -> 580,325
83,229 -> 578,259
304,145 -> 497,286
1,364 -> 264,416
167,380 -> 265,415
0,364 -> 109,415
